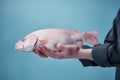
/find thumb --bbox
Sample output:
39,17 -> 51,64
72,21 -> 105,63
54,43 -> 65,50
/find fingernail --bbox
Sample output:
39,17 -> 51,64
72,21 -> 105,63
56,43 -> 61,48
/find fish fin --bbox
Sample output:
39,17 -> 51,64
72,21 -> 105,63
83,31 -> 99,45
75,41 -> 83,48
68,30 -> 80,33
39,39 -> 49,45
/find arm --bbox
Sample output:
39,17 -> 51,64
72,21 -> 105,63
33,9 -> 120,67
80,9 -> 120,67
32,38 -> 119,67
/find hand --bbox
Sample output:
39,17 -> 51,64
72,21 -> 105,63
33,43 -> 93,60
33,47 -> 48,58
33,43 -> 81,59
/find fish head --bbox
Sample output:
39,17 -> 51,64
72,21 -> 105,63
15,35 -> 38,52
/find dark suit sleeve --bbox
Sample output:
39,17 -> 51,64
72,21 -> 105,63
79,9 -> 120,67
92,43 -> 120,67
92,9 -> 120,67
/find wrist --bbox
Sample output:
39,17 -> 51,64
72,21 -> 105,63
77,48 -> 93,61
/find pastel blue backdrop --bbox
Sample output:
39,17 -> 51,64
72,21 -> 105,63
0,0 -> 120,80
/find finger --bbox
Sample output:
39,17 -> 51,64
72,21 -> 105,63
40,46 -> 54,56
32,49 -> 37,53
54,43 -> 66,50
54,43 -> 61,49
33,48 -> 48,58
37,52 -> 48,58
37,48 -> 48,58
36,49 -> 48,58
41,46 -> 64,59
40,46 -> 47,53
53,51 -> 64,59
65,45 -> 79,50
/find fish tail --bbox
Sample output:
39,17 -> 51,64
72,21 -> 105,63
83,31 -> 99,45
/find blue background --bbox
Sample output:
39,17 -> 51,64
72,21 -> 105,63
0,0 -> 120,80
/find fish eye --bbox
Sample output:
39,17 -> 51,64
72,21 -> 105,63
21,38 -> 26,42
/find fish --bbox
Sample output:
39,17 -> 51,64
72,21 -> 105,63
15,28 -> 99,52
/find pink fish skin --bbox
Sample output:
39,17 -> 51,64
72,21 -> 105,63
15,28 -> 99,52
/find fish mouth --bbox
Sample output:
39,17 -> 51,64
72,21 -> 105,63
15,44 -> 24,50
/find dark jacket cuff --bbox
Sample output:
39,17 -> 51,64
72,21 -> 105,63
79,59 -> 97,67
92,44 -> 111,67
